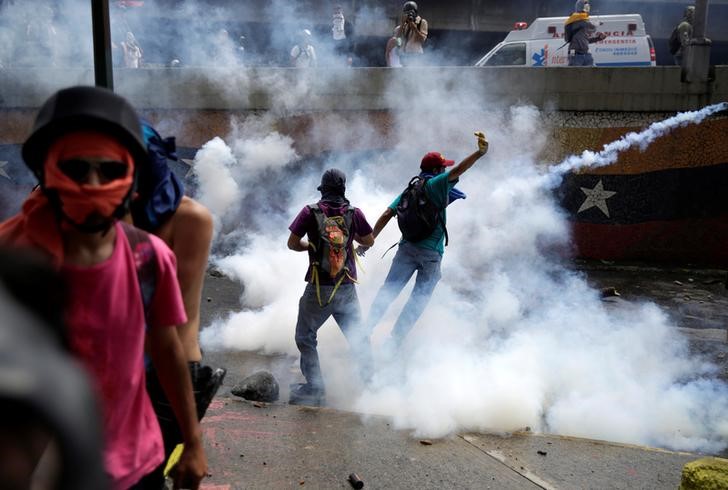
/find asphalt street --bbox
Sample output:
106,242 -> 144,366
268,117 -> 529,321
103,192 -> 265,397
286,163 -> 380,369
195,261 -> 727,489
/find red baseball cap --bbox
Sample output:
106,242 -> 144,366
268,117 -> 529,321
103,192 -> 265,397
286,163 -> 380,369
420,152 -> 455,171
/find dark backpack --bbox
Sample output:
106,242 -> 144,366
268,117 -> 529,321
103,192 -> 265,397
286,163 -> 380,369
668,26 -> 681,55
564,22 -> 575,44
396,176 -> 448,245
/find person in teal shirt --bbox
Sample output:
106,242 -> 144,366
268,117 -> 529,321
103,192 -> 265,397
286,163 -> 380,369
359,131 -> 489,349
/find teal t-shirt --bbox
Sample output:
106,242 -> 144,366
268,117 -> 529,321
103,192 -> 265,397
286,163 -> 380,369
389,172 -> 457,255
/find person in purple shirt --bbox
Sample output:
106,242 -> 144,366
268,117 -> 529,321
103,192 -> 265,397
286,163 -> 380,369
287,168 -> 375,405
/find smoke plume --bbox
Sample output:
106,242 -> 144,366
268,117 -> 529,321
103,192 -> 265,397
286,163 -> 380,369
198,97 -> 728,453
3,0 -> 726,455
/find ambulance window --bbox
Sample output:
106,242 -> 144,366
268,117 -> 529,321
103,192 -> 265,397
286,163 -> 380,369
485,43 -> 527,66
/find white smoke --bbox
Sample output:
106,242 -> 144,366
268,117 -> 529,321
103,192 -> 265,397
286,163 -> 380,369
191,137 -> 240,236
546,102 -> 728,185
5,0 -> 726,455
198,88 -> 728,453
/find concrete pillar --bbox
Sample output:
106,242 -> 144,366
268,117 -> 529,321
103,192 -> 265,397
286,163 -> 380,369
683,0 -> 712,83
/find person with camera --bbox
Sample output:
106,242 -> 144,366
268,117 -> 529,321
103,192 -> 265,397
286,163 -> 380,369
392,1 -> 428,66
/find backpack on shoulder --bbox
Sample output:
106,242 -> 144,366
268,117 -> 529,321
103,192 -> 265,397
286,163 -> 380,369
396,175 -> 448,245
668,26 -> 681,55
308,204 -> 356,306
564,22 -> 574,44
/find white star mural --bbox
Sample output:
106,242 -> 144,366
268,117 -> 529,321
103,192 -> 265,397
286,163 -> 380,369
0,161 -> 10,181
181,158 -> 195,178
578,179 -> 617,218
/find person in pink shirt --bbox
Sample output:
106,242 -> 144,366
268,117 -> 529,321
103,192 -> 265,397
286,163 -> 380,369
0,86 -> 207,489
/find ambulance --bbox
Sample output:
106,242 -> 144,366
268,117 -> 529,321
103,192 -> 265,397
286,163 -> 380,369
474,14 -> 656,67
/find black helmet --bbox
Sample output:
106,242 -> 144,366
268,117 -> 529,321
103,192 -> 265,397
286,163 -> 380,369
22,85 -> 147,180
403,1 -> 418,13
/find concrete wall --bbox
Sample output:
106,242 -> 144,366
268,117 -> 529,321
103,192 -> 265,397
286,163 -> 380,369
1,66 -> 726,113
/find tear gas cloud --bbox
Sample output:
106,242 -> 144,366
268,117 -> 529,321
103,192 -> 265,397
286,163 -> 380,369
195,71 -> 728,453
4,0 -> 726,455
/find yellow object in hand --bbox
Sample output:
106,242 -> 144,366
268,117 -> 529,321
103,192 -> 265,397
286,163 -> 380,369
474,131 -> 489,155
164,443 -> 185,477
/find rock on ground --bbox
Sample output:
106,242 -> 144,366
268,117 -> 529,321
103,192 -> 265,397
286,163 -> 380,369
231,370 -> 280,402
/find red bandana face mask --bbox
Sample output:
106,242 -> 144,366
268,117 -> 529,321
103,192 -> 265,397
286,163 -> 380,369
43,131 -> 135,226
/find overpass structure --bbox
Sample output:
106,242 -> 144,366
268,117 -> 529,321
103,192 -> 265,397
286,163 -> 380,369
1,65 -> 726,111
1,65 -> 727,265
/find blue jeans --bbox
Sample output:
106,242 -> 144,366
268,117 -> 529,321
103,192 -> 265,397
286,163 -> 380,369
568,53 -> 594,66
365,242 -> 443,344
294,283 -> 371,389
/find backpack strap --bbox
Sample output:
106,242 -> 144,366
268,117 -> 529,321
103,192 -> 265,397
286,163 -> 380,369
419,175 -> 450,247
438,212 -> 449,247
120,221 -> 157,323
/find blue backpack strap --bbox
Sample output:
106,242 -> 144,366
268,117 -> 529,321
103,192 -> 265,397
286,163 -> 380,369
120,221 -> 157,323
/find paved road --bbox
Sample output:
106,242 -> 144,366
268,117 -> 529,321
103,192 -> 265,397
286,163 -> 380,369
200,398 -> 696,489
196,262 -> 727,489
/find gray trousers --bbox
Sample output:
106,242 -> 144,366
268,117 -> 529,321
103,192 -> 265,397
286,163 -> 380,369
294,283 -> 372,389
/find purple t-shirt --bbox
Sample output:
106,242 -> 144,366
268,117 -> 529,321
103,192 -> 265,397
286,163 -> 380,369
289,202 -> 373,285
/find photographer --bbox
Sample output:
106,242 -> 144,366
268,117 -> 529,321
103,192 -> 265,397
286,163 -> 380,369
393,1 -> 428,66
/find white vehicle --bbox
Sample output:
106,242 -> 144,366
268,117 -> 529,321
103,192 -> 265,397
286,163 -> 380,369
475,14 -> 656,67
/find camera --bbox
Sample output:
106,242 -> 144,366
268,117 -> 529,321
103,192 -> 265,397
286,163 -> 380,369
406,10 -> 417,21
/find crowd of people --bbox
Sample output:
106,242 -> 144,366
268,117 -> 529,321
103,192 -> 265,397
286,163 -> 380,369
0,78 -> 489,485
0,1 -> 709,487
0,2 -> 425,70
0,1 -> 712,70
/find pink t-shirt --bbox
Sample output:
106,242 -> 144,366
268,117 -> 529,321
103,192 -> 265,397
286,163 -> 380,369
61,221 -> 187,489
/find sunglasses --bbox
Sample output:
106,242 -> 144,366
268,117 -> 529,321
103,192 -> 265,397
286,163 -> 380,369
58,159 -> 129,183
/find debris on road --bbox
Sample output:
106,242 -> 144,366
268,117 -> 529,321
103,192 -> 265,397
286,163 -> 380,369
600,287 -> 621,298
419,439 -> 433,445
231,371 -> 280,402
209,267 -> 225,278
348,473 -> 364,489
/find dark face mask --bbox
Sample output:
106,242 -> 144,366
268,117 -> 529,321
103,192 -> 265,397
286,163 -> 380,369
319,184 -> 349,206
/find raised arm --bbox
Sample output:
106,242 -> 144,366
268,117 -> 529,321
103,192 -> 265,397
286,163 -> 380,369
448,131 -> 489,182
412,18 -> 428,42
